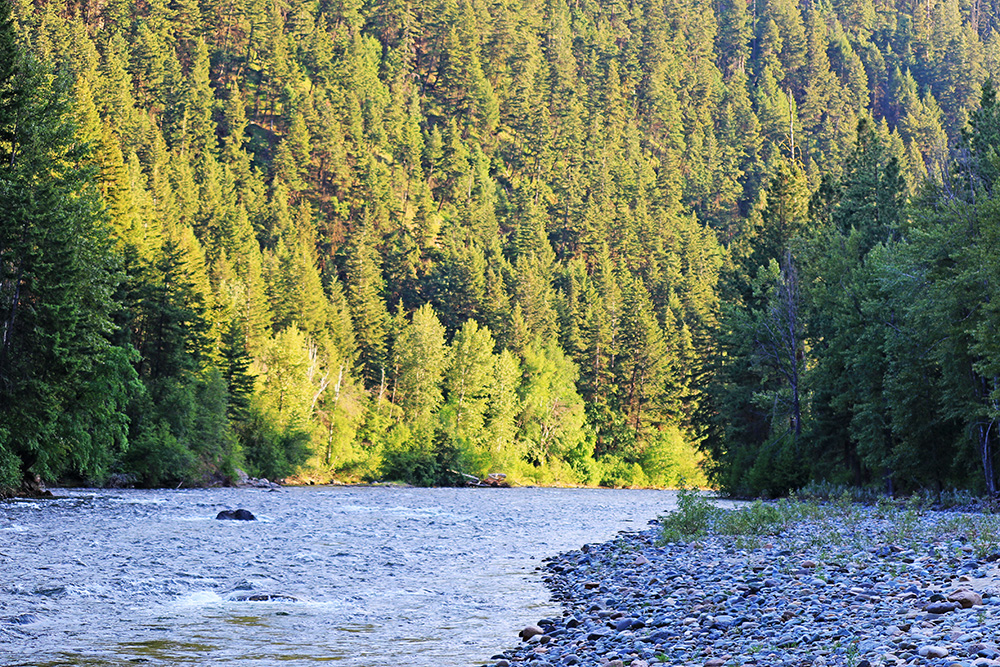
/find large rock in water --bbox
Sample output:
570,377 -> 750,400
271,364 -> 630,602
216,509 -> 257,521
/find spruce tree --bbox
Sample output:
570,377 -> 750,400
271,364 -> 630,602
0,4 -> 136,489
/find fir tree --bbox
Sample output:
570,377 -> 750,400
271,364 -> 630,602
0,8 -> 136,489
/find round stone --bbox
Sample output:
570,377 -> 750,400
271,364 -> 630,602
918,646 -> 950,659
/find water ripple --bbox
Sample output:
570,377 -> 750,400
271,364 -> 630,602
0,486 -> 678,666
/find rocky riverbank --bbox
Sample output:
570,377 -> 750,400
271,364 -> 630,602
485,499 -> 1000,667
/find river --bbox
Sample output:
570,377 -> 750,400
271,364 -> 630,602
0,486 -> 681,666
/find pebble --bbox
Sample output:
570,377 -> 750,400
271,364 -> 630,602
482,505 -> 1000,667
919,645 -> 950,658
926,601 -> 960,614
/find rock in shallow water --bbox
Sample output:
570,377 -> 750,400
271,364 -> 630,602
216,508 -> 256,520
231,593 -> 299,602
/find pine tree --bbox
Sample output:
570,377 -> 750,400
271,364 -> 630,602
716,0 -> 751,78
184,37 -> 218,157
801,119 -> 907,490
345,220 -> 390,388
612,275 -> 672,455
220,315 -> 255,420
274,107 -> 312,191
0,12 -> 136,489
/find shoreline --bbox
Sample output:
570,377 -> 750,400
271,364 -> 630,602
484,501 -> 1000,667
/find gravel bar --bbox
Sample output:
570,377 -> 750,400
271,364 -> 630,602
482,504 -> 1000,667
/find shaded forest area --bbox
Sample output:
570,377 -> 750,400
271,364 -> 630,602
3,0 -> 1000,494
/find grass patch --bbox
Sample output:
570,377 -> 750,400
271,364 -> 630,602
659,486 -> 1000,558
659,491 -> 800,544
717,500 -> 795,536
658,487 -> 719,542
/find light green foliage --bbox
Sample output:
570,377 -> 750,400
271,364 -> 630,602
517,341 -> 591,475
441,319 -> 496,470
393,304 -> 449,430
660,491 -> 804,544
716,500 -> 795,537
10,0 -> 1000,491
257,326 -> 316,430
640,426 -> 708,488
482,349 -> 523,468
661,494 -> 1000,558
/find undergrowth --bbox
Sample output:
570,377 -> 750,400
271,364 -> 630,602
657,488 -> 1000,555
658,487 -> 718,542
658,490 -> 800,544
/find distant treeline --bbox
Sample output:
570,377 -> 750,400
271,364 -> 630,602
2,0 -> 1000,494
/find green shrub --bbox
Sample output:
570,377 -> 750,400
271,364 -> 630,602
660,493 -> 810,544
122,420 -> 197,486
659,487 -> 720,543
717,500 -> 792,536
794,480 -> 884,503
377,427 -> 466,486
599,455 -> 649,488
742,433 -> 809,498
238,408 -> 312,481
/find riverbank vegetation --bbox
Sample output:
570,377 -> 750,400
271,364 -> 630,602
659,489 -> 1000,553
4,0 -> 1000,493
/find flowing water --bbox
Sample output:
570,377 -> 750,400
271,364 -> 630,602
0,486 -> 680,666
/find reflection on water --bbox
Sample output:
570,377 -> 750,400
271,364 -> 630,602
0,486 -> 679,666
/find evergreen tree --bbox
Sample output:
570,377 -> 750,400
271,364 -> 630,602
345,219 -> 390,388
0,11 -> 137,489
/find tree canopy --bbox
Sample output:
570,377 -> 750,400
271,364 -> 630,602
5,0 -> 1000,493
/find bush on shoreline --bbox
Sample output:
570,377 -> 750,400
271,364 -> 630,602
658,488 -> 1000,556
658,489 -> 803,544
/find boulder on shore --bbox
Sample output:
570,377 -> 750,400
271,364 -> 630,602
21,474 -> 54,498
947,589 -> 983,608
233,468 -> 282,490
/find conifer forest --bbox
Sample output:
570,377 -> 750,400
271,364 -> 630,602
4,0 -> 1000,495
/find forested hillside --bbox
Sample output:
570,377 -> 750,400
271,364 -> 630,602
3,0 -> 1000,493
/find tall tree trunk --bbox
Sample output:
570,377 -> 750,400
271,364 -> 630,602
979,420 -> 996,496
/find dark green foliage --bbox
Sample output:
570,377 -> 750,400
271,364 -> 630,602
220,317 -> 255,420
10,0 -> 1000,491
0,4 -> 137,489
963,78 -> 1000,195
377,429 -> 467,487
238,406 -> 312,481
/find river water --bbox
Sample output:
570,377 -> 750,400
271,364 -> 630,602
0,486 -> 680,666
